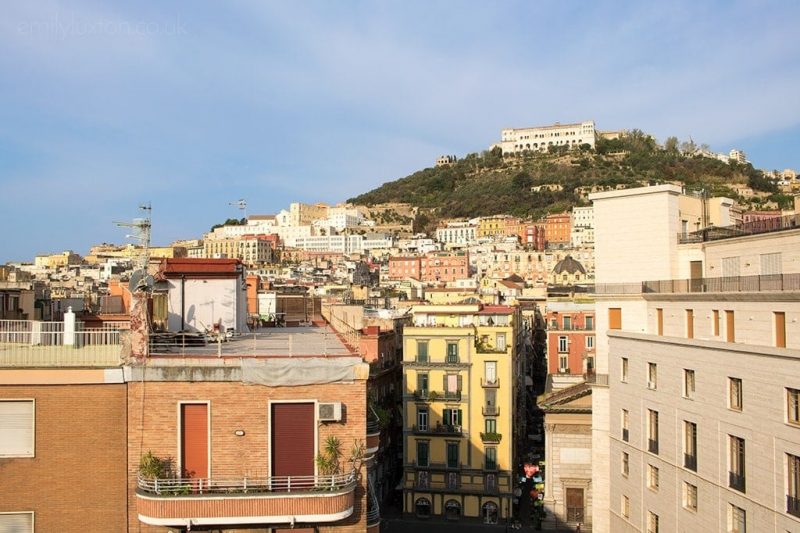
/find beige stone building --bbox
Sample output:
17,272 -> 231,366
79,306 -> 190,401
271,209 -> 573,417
588,184 -> 800,533
494,121 -> 596,155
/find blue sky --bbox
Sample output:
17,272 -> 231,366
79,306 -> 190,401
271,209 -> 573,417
1,1 -> 798,262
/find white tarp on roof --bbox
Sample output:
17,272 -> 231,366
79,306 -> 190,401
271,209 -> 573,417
240,356 -> 360,386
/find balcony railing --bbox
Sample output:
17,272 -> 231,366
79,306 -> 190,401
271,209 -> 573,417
648,438 -> 659,455
567,506 -> 585,522
597,274 -> 800,295
412,424 -> 464,436
481,378 -> 500,388
0,319 -> 124,367
787,495 -> 800,518
136,472 -> 357,527
413,390 -> 461,402
482,405 -> 500,416
684,453 -> 697,471
729,471 -> 746,493
480,432 -> 502,443
679,214 -> 800,244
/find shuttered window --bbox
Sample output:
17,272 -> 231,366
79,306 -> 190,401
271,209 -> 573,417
0,512 -> 34,532
271,403 -> 315,477
0,401 -> 34,457
609,308 -> 622,330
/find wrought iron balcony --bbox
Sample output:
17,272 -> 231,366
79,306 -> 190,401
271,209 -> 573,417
412,424 -> 465,436
729,471 -> 746,493
136,472 -> 356,528
481,378 -> 500,388
413,390 -> 461,402
482,405 -> 500,416
480,432 -> 502,444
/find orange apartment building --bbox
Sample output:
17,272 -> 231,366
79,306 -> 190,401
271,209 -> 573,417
544,213 -> 571,247
388,252 -> 469,283
545,301 -> 595,376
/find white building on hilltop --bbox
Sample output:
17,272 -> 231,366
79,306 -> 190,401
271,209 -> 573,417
494,120 -> 596,155
587,184 -> 800,533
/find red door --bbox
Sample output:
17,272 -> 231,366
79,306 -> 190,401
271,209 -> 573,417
181,403 -> 208,479
271,403 -> 315,479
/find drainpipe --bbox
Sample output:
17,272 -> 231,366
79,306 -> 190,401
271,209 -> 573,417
180,274 -> 186,331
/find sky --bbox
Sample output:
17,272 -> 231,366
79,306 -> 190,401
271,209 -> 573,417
1,1 -> 799,262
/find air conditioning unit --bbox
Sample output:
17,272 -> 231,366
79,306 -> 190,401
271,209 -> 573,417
318,402 -> 343,422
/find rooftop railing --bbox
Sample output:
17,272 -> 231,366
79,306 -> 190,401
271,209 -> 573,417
679,213 -> 800,244
137,471 -> 356,496
596,273 -> 800,295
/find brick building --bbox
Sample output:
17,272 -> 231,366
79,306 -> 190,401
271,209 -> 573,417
545,301 -> 595,377
388,252 -> 470,283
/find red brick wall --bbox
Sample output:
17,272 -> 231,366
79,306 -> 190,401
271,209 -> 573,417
0,384 -> 128,532
127,379 -> 367,533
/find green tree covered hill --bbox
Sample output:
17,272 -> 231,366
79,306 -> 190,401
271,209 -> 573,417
348,130 -> 788,233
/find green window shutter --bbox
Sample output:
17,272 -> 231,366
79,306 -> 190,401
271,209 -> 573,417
444,409 -> 451,424
457,409 -> 462,426
457,375 -> 463,391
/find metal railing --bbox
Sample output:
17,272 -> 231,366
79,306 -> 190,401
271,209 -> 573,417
366,419 -> 381,434
598,274 -> 800,295
413,390 -> 461,401
729,471 -> 746,493
137,471 -> 356,496
679,213 -> 800,244
412,424 -> 464,435
481,378 -> 500,388
482,405 -> 500,416
567,506 -> 585,522
366,478 -> 381,526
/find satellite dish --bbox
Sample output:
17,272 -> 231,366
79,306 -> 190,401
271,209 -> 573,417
128,270 -> 155,293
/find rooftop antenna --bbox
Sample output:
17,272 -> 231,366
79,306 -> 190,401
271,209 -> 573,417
229,198 -> 247,220
115,203 -> 154,292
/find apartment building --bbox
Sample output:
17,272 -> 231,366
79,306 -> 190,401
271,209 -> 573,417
495,121 -> 597,155
0,310 -> 128,531
546,301 -> 595,377
436,221 -> 478,247
589,184 -> 800,533
401,303 -> 526,524
388,252 -> 470,283
571,206 -> 595,247
203,234 -> 276,265
545,213 -> 572,246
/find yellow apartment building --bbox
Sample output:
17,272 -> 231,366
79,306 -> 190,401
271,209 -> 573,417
402,303 -> 526,524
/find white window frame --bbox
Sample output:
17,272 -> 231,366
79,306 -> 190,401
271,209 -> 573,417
586,335 -> 594,349
558,336 -> 568,353
0,512 -> 34,532
683,481 -> 697,512
0,399 -> 35,458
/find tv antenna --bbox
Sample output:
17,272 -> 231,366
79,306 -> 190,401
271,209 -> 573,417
229,198 -> 247,220
115,203 -> 154,292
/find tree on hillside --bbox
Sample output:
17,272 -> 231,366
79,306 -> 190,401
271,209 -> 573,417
664,136 -> 679,153
512,171 -> 533,190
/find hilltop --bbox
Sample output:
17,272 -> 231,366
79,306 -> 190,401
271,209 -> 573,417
349,131 -> 790,234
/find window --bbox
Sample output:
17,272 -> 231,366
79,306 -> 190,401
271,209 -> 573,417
586,336 -> 594,349
647,511 -> 659,533
0,400 -> 34,457
729,377 -> 743,411
495,333 -> 506,351
788,453 -> 800,517
788,388 -> 800,426
684,421 -> 698,471
417,408 -> 428,431
656,308 -> 663,335
444,374 -> 462,399
586,315 -> 594,330
621,409 -> 629,442
447,442 -> 459,468
416,441 -> 429,467
558,336 -> 568,353
0,513 -> 33,532
482,502 -> 499,524
683,482 -> 698,512
609,307 -> 622,330
485,447 -> 497,470
729,435 -> 746,493
416,373 -> 429,397
417,341 -> 428,362
683,369 -> 695,399
558,354 -> 568,372
485,418 -> 497,434
686,309 -> 694,339
443,408 -> 462,428
621,357 -> 628,382
713,310 -> 720,336
775,312 -> 786,348
415,497 -> 431,518
484,361 -> 497,385
622,451 -> 629,476
647,464 -> 659,490
648,362 -> 658,390
648,409 -> 659,454
446,342 -> 459,363
621,495 -> 630,519
563,316 -> 572,330
728,504 -> 746,533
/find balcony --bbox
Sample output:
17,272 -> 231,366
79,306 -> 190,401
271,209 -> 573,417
413,390 -> 462,402
480,432 -> 502,444
787,495 -> 800,518
729,471 -> 746,493
136,472 -> 357,527
684,453 -> 697,472
412,424 -> 465,436
366,419 -> 382,457
0,319 -> 125,367
481,378 -> 500,388
597,273 -> 800,295
482,405 -> 500,416
679,214 -> 800,244
648,438 -> 659,455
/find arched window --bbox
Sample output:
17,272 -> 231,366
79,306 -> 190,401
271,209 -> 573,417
445,499 -> 461,521
415,497 -> 431,518
482,501 -> 499,524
